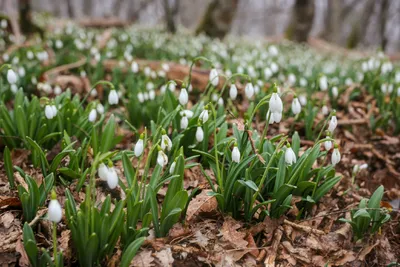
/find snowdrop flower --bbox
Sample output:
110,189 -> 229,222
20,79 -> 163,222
179,88 -> 189,106
27,51 -> 34,60
264,67 -> 272,79
51,105 -> 57,117
266,109 -> 282,124
146,82 -> 154,91
345,78 -> 353,86
138,92 -> 145,103
331,145 -> 341,165
180,109 -> 194,119
169,161 -> 176,174
229,84 -> 238,100
2,53 -> 9,62
332,86 -> 338,98
361,62 -> 368,72
90,89 -> 98,97
149,90 -> 155,100
285,145 -> 296,165
157,148 -> 168,167
88,109 -> 97,122
162,63 -> 170,72
55,40 -> 63,49
291,98 -> 301,115
18,67 -> 25,77
54,85 -> 62,95
269,45 -> 278,56
270,92 -> 283,113
245,83 -> 254,99
80,70 -> 86,77
232,145 -> 240,163
388,84 -> 393,94
324,139 -> 332,151
0,19 -> 7,29
396,72 -> 400,83
181,114 -> 188,129
196,126 -> 204,142
209,68 -> 219,86
218,97 -> 224,106
108,90 -> 119,105
271,62 -> 279,73
7,69 -> 17,84
45,105 -> 56,119
161,130 -> 172,151
168,82 -> 176,92
299,95 -> 307,106
397,87 -> 400,97
96,103 -> 104,114
131,61 -> 139,73
107,167 -> 118,189
322,105 -> 329,116
328,113 -> 337,133
98,163 -> 109,181
134,134 -> 145,157
48,191 -> 62,223
199,109 -> 209,123
288,74 -> 296,86
300,78 -> 307,87
319,76 -> 328,91
10,84 -> 18,94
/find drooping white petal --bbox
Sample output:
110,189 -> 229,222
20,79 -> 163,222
7,69 -> 17,84
108,90 -> 119,105
209,68 -> 219,86
270,93 -> 283,113
331,148 -> 341,165
134,139 -> 144,157
196,127 -> 204,142
291,98 -> 301,115
161,134 -> 172,151
229,84 -> 238,100
232,146 -> 240,163
169,161 -> 176,174
180,116 -> 188,129
88,109 -> 97,122
98,163 -> 109,181
179,88 -> 189,106
48,200 -> 62,223
245,83 -> 254,99
285,147 -> 296,165
199,110 -> 209,123
107,167 -> 119,189
45,105 -> 53,119
328,116 -> 337,133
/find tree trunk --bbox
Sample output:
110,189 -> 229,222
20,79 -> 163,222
287,0 -> 314,42
195,0 -> 238,39
163,0 -> 179,33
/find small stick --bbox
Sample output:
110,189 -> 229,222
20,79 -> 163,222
283,219 -> 325,235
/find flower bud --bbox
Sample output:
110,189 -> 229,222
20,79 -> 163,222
196,126 -> 204,142
48,191 -> 62,223
7,69 -> 17,84
285,145 -> 296,165
88,109 -> 97,122
107,167 -> 119,189
331,145 -> 341,165
245,83 -> 254,99
232,145 -> 240,163
209,68 -> 219,86
179,88 -> 189,106
229,84 -> 237,100
98,163 -> 109,181
108,90 -> 119,105
291,98 -> 301,115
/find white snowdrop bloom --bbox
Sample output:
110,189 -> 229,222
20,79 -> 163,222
10,84 -> 18,94
161,133 -> 172,151
107,167 -> 119,189
245,83 -> 254,99
397,87 -> 400,97
12,56 -> 19,65
80,70 -> 86,77
177,110 -> 192,120
45,105 -> 54,119
322,105 -> 329,116
188,84 -> 193,92
237,65 -> 244,74
196,126 -> 204,142
345,78 -> 353,86
291,98 -> 301,115
270,62 -> 279,73
209,68 -> 219,86
225,69 -> 232,77
149,90 -> 156,100
360,163 -> 368,170
31,76 -> 37,85
0,19 -> 7,29
324,139 -> 332,151
181,114 -> 189,129
388,84 -> 393,94
131,61 -> 139,73
212,93 -> 219,102
7,69 -> 17,84
17,67 -> 25,77
48,199 -> 62,223
2,53 -> 9,61
98,163 -> 109,181
288,74 -> 296,86
144,66 -> 151,77
169,161 -> 176,174
96,103 -> 104,114
55,40 -> 63,49
89,88 -> 98,97
254,85 -> 260,94
158,70 -> 166,78
199,109 -> 209,123
269,45 -> 278,56
179,88 -> 189,106
332,86 -> 338,98
247,66 -> 257,78
90,47 -> 98,55
134,138 -> 144,157
264,67 -> 272,79
331,147 -> 341,165
162,63 -> 170,72
146,82 -> 154,91
51,105 -> 57,117
381,84 -> 388,94
395,72 -> 400,83
54,85 -> 62,95
319,76 -> 328,91
160,85 -> 167,94
27,51 -> 34,60
328,115 -> 337,133
229,84 -> 238,100
143,92 -> 149,101
300,77 -> 308,87
232,146 -> 240,163
266,109 -> 281,124
270,93 -> 283,113
108,90 -> 119,105
94,53 -> 101,62
88,109 -> 97,122
361,62 -> 368,72
285,147 -> 296,165
138,92 -> 145,103
168,82 -> 176,92
157,149 -> 168,167
299,95 -> 307,106
151,71 -> 157,79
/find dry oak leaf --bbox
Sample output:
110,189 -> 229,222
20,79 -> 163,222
191,230 -> 209,248
15,238 -> 29,267
186,189 -> 218,222
154,248 -> 174,266
132,250 -> 155,267
219,216 -> 248,249
1,212 -> 15,229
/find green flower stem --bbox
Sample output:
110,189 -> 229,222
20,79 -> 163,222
79,80 -> 115,106
0,64 -> 12,72
209,104 -> 222,193
52,222 -> 57,261
187,56 -> 212,89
